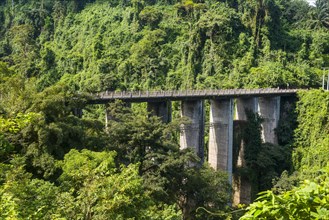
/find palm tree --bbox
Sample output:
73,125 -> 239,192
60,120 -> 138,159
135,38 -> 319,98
308,0 -> 329,29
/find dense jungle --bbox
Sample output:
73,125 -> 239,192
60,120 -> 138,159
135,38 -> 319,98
0,0 -> 329,219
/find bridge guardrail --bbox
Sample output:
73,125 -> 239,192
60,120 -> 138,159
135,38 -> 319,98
91,88 -> 299,103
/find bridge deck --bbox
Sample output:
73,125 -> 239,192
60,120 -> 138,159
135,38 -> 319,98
89,88 -> 299,104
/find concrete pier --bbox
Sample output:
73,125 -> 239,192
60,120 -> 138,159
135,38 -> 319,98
235,97 -> 258,120
233,98 -> 257,205
105,104 -> 111,130
208,99 -> 233,183
258,97 -> 280,144
147,101 -> 171,123
180,100 -> 205,161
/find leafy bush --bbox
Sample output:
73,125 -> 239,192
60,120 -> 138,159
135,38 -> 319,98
241,167 -> 329,219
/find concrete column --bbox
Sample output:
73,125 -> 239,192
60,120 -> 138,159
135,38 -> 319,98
233,97 -> 257,205
234,97 -> 258,171
258,97 -> 280,144
147,101 -> 171,123
208,99 -> 233,183
235,97 -> 258,120
180,100 -> 204,161
105,104 -> 111,130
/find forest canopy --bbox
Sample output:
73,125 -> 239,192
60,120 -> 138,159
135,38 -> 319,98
0,0 -> 328,92
0,0 -> 329,219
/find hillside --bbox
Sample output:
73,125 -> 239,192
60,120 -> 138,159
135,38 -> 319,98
1,0 -> 329,219
0,0 -> 328,92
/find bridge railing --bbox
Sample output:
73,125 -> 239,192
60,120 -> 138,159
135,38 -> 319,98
94,88 -> 299,100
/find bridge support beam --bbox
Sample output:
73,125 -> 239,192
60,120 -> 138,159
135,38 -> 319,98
258,97 -> 280,144
208,99 -> 233,183
180,100 -> 205,161
233,97 -> 257,205
147,101 -> 171,123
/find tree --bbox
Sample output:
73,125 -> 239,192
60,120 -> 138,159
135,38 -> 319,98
0,114 -> 59,219
0,157 -> 60,219
105,101 -> 231,219
308,0 -> 329,29
58,149 -> 171,220
0,149 -> 182,219
281,0 -> 311,28
293,90 -> 329,178
242,90 -> 329,218
241,167 -> 329,219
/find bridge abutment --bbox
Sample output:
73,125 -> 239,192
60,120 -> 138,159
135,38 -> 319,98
208,99 -> 233,183
180,100 -> 205,161
258,97 -> 280,144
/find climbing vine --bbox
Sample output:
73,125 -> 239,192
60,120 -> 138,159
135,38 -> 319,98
293,90 -> 329,178
234,109 -> 293,200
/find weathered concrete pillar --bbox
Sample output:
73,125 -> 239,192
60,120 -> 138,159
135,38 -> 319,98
105,104 -> 111,130
235,97 -> 258,120
233,97 -> 257,205
258,97 -> 280,144
147,101 -> 171,123
180,100 -> 205,161
208,99 -> 233,183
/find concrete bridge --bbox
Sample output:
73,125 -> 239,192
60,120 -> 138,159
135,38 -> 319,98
87,88 -> 298,204
89,88 -> 297,103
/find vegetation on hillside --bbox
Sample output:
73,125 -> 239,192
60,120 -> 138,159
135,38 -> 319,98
241,90 -> 329,219
0,0 -> 328,91
0,0 -> 329,219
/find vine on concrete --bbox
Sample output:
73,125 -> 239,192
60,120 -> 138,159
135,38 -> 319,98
234,109 -> 295,200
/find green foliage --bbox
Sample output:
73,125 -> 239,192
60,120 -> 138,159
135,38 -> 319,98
106,101 -> 231,219
0,150 -> 183,219
59,149 -> 117,187
236,110 -> 292,199
1,0 -> 329,219
1,0 -> 326,91
276,97 -> 298,146
293,90 -> 329,178
245,60 -> 319,88
0,61 -> 12,82
0,82 -> 107,179
0,112 -> 39,134
308,0 -> 329,29
0,112 -> 40,160
0,156 -> 59,219
0,94 -> 230,219
243,89 -> 329,218
241,167 -> 329,219
139,6 -> 163,29
59,149 -> 154,219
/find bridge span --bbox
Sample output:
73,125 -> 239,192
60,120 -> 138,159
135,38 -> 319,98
84,88 -> 299,205
89,88 -> 298,103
